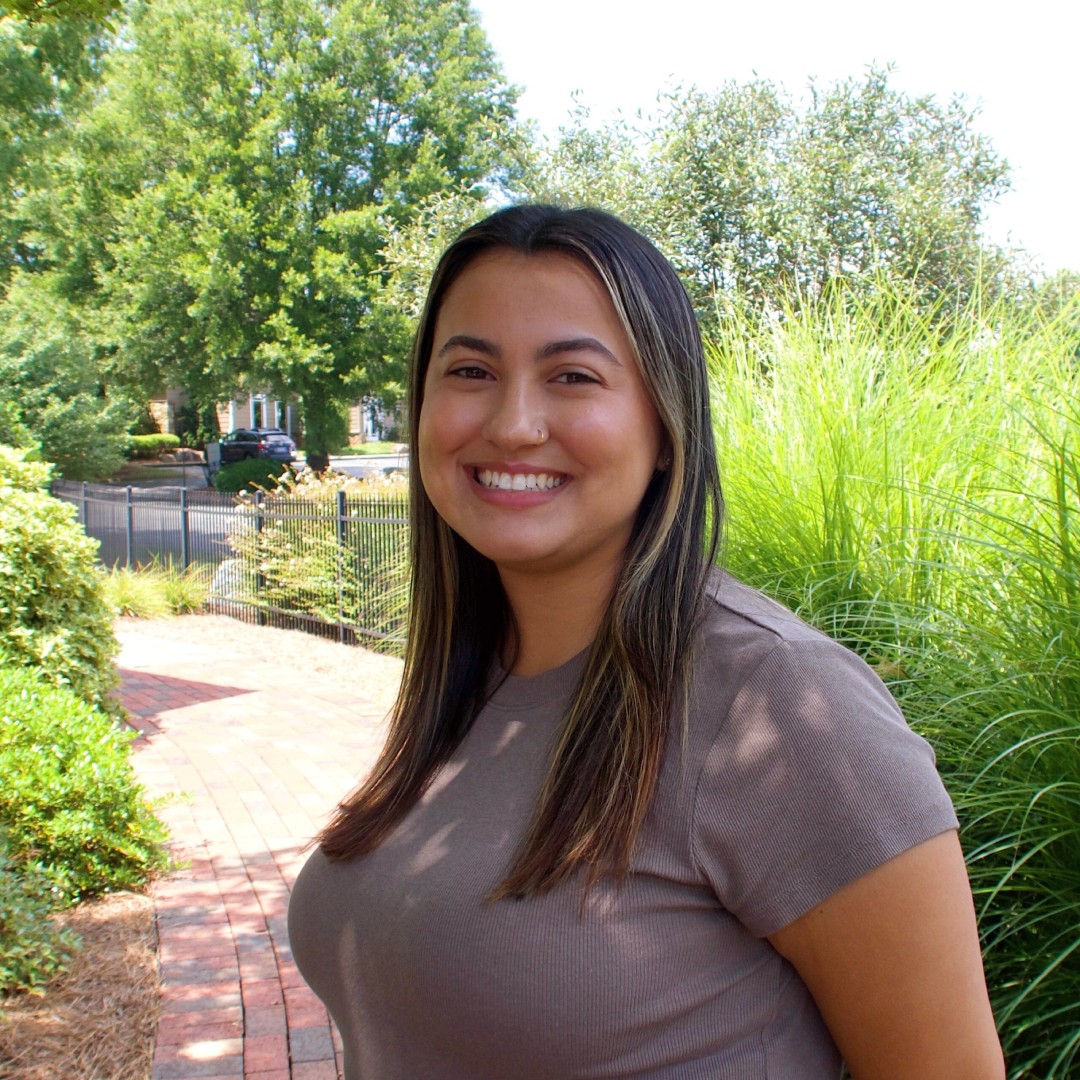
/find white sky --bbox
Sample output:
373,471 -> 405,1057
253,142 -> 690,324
471,0 -> 1079,275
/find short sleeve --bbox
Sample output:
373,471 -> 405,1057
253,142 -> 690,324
691,637 -> 958,938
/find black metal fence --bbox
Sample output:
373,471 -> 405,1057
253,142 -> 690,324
51,480 -> 410,651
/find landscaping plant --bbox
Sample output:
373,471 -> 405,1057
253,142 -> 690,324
0,447 -> 117,709
0,833 -> 80,995
0,665 -> 168,908
126,433 -> 181,460
709,282 -> 1080,1078
103,559 -> 210,618
213,457 -> 292,494
226,469 -> 409,652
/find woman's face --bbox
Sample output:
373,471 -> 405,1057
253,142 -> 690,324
418,248 -> 666,587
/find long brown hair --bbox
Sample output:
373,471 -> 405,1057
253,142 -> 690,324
318,205 -> 723,896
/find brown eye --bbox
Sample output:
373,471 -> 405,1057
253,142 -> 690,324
554,370 -> 600,385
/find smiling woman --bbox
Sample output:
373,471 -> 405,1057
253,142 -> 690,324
418,247 -> 665,647
287,205 -> 1004,1079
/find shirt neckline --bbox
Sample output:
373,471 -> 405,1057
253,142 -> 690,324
485,648 -> 590,712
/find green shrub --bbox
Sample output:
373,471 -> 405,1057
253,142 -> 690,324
213,457 -> 291,493
0,666 -> 168,905
0,833 -> 80,995
0,447 -> 117,709
226,469 -> 409,652
126,433 -> 181,460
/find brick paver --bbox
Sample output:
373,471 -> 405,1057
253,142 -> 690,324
116,625 -> 393,1080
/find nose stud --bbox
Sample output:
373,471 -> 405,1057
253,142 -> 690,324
537,427 -> 547,444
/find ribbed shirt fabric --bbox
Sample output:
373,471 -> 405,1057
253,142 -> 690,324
288,575 -> 958,1078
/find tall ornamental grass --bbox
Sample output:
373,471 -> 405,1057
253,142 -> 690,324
709,285 -> 1079,1078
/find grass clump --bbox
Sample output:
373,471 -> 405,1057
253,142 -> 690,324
103,560 -> 210,618
709,282 -> 1080,1077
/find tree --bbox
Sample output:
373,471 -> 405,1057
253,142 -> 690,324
0,272 -> 132,479
55,0 -> 521,462
365,183 -> 494,407
0,0 -> 120,21
778,70 -> 1010,308
530,69 -> 1013,324
0,15 -> 105,286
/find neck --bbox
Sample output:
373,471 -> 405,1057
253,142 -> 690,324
498,561 -> 619,677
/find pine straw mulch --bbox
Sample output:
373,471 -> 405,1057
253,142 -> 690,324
0,891 -> 159,1080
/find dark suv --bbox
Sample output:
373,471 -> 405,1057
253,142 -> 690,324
219,428 -> 297,464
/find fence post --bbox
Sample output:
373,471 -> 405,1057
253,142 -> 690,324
336,489 -> 347,644
255,490 -> 265,626
80,481 -> 88,529
180,488 -> 190,570
125,486 -> 134,568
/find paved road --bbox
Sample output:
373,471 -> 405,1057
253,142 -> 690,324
327,453 -> 408,476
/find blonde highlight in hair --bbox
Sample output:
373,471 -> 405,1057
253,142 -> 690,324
318,206 -> 722,895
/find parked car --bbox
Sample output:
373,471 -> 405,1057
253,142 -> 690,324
218,428 -> 297,465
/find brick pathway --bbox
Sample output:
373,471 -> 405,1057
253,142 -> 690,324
117,625 -> 393,1080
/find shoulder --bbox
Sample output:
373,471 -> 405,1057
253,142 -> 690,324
686,571 -> 958,936
691,571 -> 894,720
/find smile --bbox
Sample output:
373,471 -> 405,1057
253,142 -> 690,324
474,469 -> 567,492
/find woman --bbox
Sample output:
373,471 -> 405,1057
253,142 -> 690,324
288,205 -> 1004,1078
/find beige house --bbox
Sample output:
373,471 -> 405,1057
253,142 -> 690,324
149,389 -> 404,447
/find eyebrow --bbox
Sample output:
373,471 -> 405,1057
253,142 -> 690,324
436,334 -> 622,365
437,334 -> 498,358
538,337 -> 622,365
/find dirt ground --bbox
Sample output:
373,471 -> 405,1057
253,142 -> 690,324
0,892 -> 159,1080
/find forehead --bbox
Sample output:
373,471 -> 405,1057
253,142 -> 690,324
431,248 -> 625,336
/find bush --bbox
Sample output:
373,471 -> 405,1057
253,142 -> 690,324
226,469 -> 409,652
0,447 -> 117,709
213,457 -> 291,493
0,834 -> 80,995
126,433 -> 181,460
0,666 -> 168,906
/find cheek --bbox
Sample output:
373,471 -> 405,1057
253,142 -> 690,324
417,396 -> 465,512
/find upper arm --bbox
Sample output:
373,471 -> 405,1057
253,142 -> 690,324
768,830 -> 1004,1080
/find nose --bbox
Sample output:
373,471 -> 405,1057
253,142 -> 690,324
481,380 -> 546,449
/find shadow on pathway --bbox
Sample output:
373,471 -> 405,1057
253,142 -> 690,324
117,622 -> 393,1080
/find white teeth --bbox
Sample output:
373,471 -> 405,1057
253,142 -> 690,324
476,469 -> 564,491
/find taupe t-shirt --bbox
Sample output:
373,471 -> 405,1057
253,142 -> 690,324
288,576 -> 958,1078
